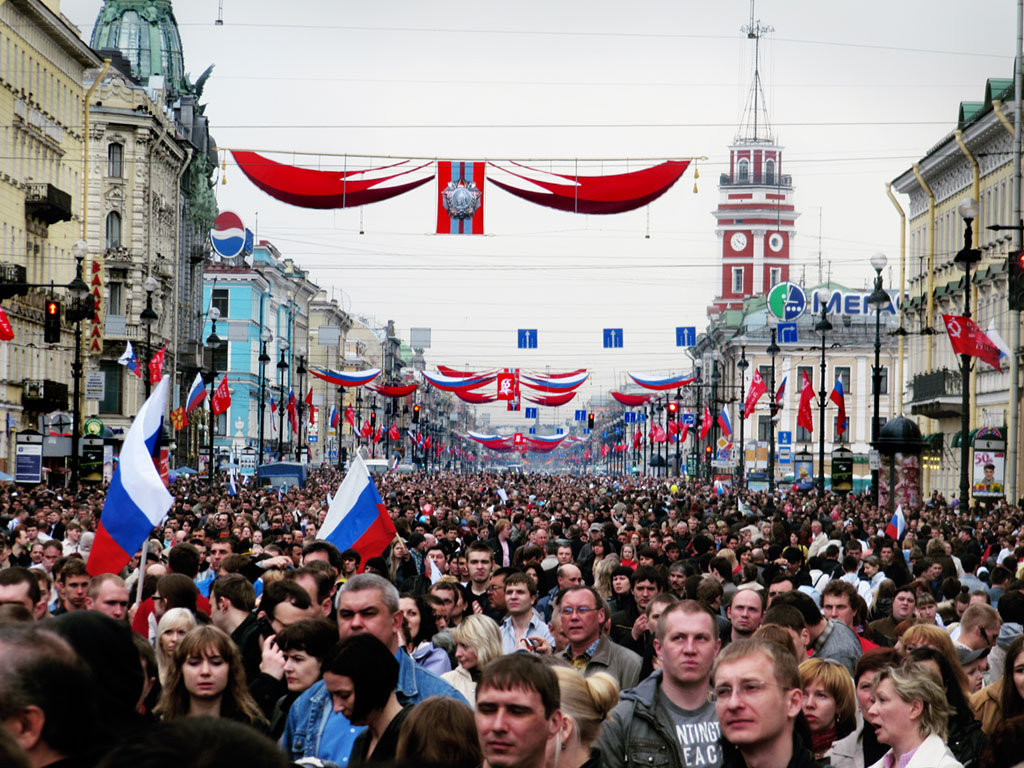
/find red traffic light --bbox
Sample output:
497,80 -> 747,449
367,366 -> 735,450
705,445 -> 712,454
667,402 -> 678,417
46,301 -> 58,316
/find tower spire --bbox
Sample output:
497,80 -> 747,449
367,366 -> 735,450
738,0 -> 774,143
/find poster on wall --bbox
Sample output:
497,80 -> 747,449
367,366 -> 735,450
879,452 -> 923,511
972,427 -> 1006,499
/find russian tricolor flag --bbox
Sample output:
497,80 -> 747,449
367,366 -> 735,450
185,372 -> 206,414
118,341 -> 142,379
317,453 -> 397,570
329,405 -> 339,429
717,406 -> 732,437
885,505 -> 907,542
87,378 -> 174,576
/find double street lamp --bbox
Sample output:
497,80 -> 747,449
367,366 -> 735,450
814,288 -> 833,495
953,199 -> 982,507
257,328 -> 272,465
204,307 -> 222,490
766,319 -> 781,496
737,348 -> 749,489
140,276 -> 158,398
295,354 -> 307,463
277,339 -> 290,457
68,241 -> 92,492
867,253 -> 890,506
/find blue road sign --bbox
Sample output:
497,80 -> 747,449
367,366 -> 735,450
525,407 -> 538,419
638,413 -> 646,422
556,428 -> 563,434
529,427 -> 537,435
584,428 -> 591,435
603,328 -> 623,348
778,322 -> 798,344
778,431 -> 793,446
676,326 -> 696,347
517,329 -> 538,349
574,409 -> 587,421
602,431 -> 608,439
624,412 -> 636,424
682,413 -> 696,426
779,447 -> 793,464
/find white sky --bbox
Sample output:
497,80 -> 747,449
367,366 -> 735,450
61,0 -> 1017,423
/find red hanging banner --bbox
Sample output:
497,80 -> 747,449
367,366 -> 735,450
436,161 -> 485,235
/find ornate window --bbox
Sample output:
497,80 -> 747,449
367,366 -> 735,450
105,211 -> 122,250
737,159 -> 749,183
107,142 -> 123,178
765,159 -> 775,185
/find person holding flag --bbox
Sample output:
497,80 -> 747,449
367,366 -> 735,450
87,378 -> 174,576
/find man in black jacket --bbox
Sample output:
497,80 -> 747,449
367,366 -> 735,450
609,565 -> 664,654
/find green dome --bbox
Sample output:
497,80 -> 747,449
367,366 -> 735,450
90,1 -> 185,94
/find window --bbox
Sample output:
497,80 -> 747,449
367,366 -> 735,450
872,366 -> 889,395
211,288 -> 229,318
769,268 -> 781,287
765,159 -> 775,185
216,412 -> 227,436
99,361 -> 121,414
108,281 -> 123,315
204,344 -> 228,376
833,416 -> 849,444
737,159 -> 749,183
757,415 -> 771,442
834,366 -> 851,393
758,365 -> 773,387
732,267 -> 744,293
107,142 -> 122,177
105,211 -> 121,250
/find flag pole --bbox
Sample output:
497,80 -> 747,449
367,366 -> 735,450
135,538 -> 149,607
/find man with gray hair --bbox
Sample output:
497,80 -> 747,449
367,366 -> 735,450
280,572 -> 467,765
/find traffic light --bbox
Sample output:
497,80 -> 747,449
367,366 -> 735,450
587,412 -> 595,429
412,404 -> 421,424
667,401 -> 678,419
1010,251 -> 1024,311
44,300 -> 61,343
705,445 -> 712,457
370,411 -> 376,428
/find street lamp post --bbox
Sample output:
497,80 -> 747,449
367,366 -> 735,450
356,390 -> 364,459
867,252 -> 891,507
767,320 -> 781,496
296,354 -> 307,463
257,328 -> 272,466
277,339 -> 289,457
694,359 -> 703,479
337,386 -> 345,470
674,388 -> 682,477
205,308 -> 222,491
737,347 -> 749,489
140,276 -> 158,398
953,200 -> 982,508
709,359 -> 721,479
68,241 -> 92,492
814,287 -> 833,495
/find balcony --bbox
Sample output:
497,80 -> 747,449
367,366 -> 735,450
25,183 -> 72,225
22,379 -> 69,413
910,368 -> 962,418
719,173 -> 793,188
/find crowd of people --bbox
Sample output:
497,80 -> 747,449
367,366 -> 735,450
3,466 -> 1024,768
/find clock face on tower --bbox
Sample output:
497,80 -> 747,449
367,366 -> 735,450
768,232 -> 785,252
730,232 -> 748,252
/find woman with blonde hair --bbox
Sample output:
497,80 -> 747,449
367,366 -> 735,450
157,625 -> 267,731
155,607 -> 197,686
593,555 -> 620,601
441,614 -> 503,705
552,667 -> 619,768
865,662 -> 962,768
798,658 -> 857,759
898,624 -> 972,697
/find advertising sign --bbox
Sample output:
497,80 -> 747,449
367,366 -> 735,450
81,437 -> 104,483
793,451 -> 814,490
14,432 -> 42,484
972,426 -> 1006,499
831,446 -> 854,494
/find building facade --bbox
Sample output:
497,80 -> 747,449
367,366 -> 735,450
0,0 -> 102,470
891,78 -> 1018,502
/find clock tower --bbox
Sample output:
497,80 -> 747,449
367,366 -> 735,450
709,13 -> 798,315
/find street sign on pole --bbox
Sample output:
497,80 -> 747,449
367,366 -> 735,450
517,329 -> 538,349
602,329 -> 623,348
675,326 -> 696,347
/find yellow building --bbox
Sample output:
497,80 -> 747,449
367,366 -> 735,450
891,78 -> 1017,502
0,0 -> 102,470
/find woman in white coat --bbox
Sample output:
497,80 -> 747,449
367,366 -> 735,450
441,614 -> 503,707
865,662 -> 963,768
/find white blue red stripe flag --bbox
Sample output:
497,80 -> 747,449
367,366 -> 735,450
185,372 -> 206,414
87,378 -> 173,576
228,471 -> 237,496
317,453 -> 397,569
118,341 -> 142,379
717,406 -> 732,437
885,505 -> 906,541
329,405 -> 339,430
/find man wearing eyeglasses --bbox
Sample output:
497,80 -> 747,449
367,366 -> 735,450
712,638 -> 818,768
600,600 -> 721,768
556,585 -> 640,690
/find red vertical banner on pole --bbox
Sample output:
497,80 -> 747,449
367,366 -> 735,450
437,161 -> 485,234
